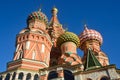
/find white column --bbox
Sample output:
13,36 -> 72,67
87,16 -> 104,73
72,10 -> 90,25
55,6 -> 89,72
31,74 -> 34,80
10,73 -> 13,80
23,73 -> 27,80
15,73 -> 19,80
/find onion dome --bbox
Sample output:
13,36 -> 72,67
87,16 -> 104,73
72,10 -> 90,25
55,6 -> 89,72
79,25 -> 103,47
27,9 -> 48,24
57,32 -> 80,47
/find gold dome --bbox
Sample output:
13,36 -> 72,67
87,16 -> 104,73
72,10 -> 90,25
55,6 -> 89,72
52,7 -> 58,12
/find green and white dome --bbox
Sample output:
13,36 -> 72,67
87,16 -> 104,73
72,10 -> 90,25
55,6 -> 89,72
27,9 -> 48,24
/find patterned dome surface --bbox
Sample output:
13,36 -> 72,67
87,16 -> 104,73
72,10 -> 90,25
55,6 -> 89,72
79,26 -> 103,46
57,32 -> 80,47
27,10 -> 48,24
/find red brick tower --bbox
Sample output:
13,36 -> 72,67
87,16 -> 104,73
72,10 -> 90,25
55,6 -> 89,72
57,32 -> 82,65
79,25 -> 109,66
48,7 -> 65,66
7,9 -> 53,71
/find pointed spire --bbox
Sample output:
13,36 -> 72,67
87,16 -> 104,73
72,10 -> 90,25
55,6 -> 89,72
49,6 -> 60,26
38,8 -> 41,12
51,6 -> 58,16
84,48 -> 102,71
38,4 -> 42,12
84,24 -> 88,30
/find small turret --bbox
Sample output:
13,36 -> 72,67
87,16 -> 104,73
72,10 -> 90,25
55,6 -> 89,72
8,9 -> 53,71
79,25 -> 109,66
48,7 -> 65,46
57,32 -> 83,66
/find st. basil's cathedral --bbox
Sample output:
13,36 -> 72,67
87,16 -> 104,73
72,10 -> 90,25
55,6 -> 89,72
0,7 -> 120,80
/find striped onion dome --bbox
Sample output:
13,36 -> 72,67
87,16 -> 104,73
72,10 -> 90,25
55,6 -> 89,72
57,32 -> 80,47
79,25 -> 103,46
27,9 -> 48,24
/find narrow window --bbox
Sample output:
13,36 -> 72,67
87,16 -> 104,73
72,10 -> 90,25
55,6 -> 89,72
5,73 -> 10,80
64,70 -> 74,80
48,71 -> 58,80
26,73 -> 31,80
34,74 -> 39,80
18,72 -> 24,80
12,72 -> 16,80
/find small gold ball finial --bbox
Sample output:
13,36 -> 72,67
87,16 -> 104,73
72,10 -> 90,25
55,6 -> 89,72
52,7 -> 58,12
52,6 -> 58,15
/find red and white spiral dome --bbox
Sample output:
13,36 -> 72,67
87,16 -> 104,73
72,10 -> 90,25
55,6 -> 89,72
79,25 -> 103,47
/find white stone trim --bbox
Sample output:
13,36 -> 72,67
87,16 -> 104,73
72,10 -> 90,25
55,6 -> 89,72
41,44 -> 45,53
26,41 -> 30,49
32,50 -> 36,59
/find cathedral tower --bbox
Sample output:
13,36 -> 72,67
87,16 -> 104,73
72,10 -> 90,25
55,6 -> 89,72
7,9 -> 53,72
57,32 -> 82,66
79,25 -> 109,66
47,7 -> 65,66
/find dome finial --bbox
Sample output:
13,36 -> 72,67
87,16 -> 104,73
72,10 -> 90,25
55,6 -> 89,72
84,24 -> 88,30
51,6 -> 58,16
38,4 -> 42,12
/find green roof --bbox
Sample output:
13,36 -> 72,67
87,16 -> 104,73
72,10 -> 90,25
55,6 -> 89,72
84,48 -> 102,71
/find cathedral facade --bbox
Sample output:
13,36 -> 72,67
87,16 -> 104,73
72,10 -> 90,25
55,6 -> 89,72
0,7 -> 120,80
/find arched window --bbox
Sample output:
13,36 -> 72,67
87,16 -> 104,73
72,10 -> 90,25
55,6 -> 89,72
0,75 -> 2,80
86,78 -> 92,80
34,74 -> 39,80
18,72 -> 24,80
26,73 -> 31,80
64,70 -> 74,80
100,76 -> 109,80
12,72 -> 16,80
48,71 -> 58,80
5,73 -> 11,80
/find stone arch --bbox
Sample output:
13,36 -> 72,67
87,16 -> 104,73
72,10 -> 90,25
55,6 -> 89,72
98,76 -> 109,80
32,35 -> 34,39
48,71 -> 58,80
5,73 -> 11,80
86,78 -> 92,80
34,74 -> 39,80
26,73 -> 31,80
18,72 -> 24,80
12,72 -> 16,80
64,70 -> 74,80
26,35 -> 29,39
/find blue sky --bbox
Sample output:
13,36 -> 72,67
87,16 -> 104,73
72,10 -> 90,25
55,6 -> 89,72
0,0 -> 120,72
